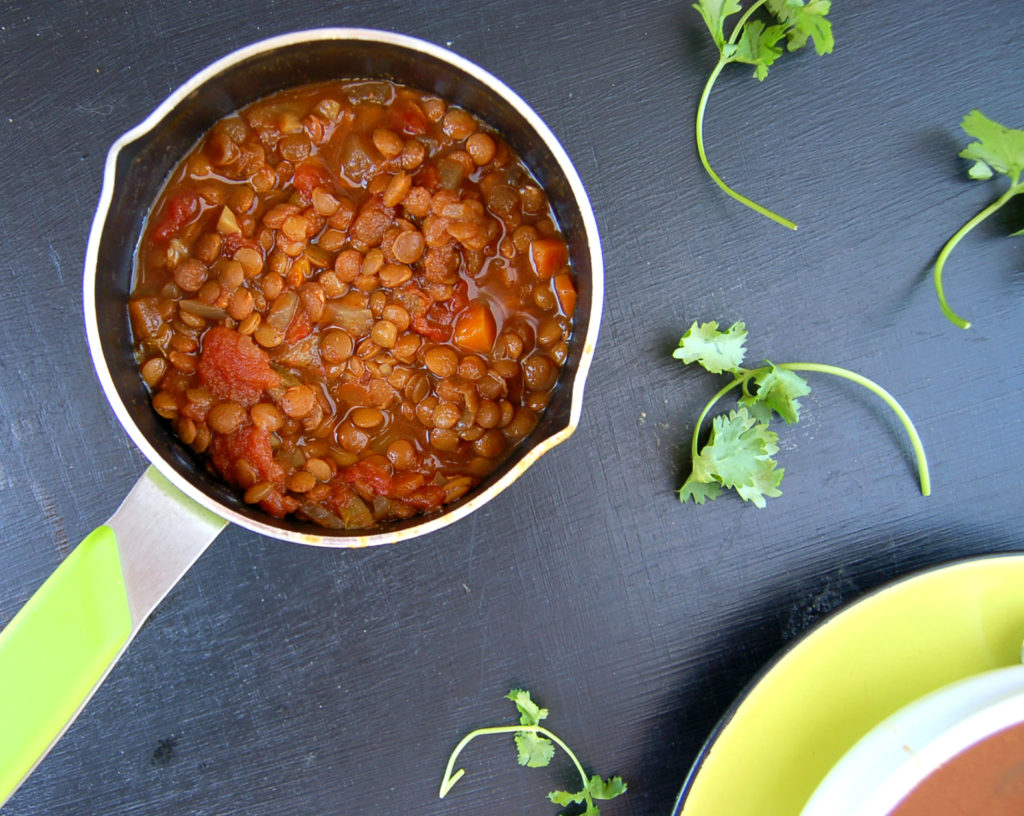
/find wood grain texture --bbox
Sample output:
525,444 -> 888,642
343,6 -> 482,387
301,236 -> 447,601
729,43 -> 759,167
1,1 -> 1023,814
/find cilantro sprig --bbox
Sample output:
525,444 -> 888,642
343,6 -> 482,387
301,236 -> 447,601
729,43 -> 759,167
693,0 -> 834,229
674,321 -> 930,506
439,689 -> 626,816
934,110 -> 1024,329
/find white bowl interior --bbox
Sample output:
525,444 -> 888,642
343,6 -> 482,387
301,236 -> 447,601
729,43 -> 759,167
800,663 -> 1024,816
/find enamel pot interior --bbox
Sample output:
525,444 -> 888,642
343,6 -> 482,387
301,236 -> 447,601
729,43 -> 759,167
86,29 -> 602,546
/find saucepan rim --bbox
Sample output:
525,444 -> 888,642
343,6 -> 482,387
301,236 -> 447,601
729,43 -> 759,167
82,27 -> 604,547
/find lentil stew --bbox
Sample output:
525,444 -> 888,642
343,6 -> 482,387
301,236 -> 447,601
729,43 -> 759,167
129,79 -> 576,531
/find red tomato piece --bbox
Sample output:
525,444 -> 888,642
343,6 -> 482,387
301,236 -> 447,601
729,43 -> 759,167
259,490 -> 300,518
404,485 -> 445,510
412,165 -> 440,192
291,160 -> 329,201
388,100 -> 428,135
411,312 -> 452,342
151,191 -> 199,242
197,326 -> 281,405
208,425 -> 285,490
411,279 -> 470,341
340,460 -> 394,497
284,308 -> 314,344
391,471 -> 426,497
222,233 -> 261,257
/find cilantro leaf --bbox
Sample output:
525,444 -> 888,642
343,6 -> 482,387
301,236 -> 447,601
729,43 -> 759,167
741,362 -> 811,424
506,688 -> 549,727
766,0 -> 834,54
550,775 -> 628,816
959,110 -> 1024,182
588,774 -> 628,800
507,690 -> 555,767
734,457 -> 785,507
736,397 -> 773,424
515,731 -> 556,768
440,689 -> 627,814
673,322 -> 931,506
693,0 -> 833,228
549,788 -> 587,807
733,19 -> 787,80
672,320 -> 747,374
934,111 -> 1024,329
693,0 -> 743,48
678,470 -> 723,504
699,407 -> 779,488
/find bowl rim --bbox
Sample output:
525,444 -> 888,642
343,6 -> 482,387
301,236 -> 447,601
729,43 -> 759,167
672,552 -> 1024,816
82,27 -> 604,547
800,663 -> 1024,816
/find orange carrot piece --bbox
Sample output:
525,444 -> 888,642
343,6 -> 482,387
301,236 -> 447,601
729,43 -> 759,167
529,237 -> 568,278
553,273 -> 577,318
453,300 -> 497,353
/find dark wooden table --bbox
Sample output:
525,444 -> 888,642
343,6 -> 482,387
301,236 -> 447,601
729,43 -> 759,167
2,1 -> 1022,814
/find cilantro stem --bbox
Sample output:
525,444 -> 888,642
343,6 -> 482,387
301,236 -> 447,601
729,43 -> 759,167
695,61 -> 798,230
780,363 -> 930,496
694,0 -> 798,231
689,364 -> 930,497
439,724 -> 590,802
934,181 -> 1024,330
727,0 -> 768,46
689,374 -> 749,464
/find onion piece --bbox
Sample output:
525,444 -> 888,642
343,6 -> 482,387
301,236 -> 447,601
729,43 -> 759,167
323,300 -> 373,336
299,501 -> 345,530
217,206 -> 241,234
178,299 -> 228,320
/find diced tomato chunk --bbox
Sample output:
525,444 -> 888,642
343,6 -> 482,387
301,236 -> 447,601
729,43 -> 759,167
259,490 -> 300,518
284,309 -> 314,344
222,233 -> 261,257
449,279 -> 470,314
151,191 -> 199,242
411,312 -> 452,342
292,160 -> 329,201
410,279 -> 472,342
208,425 -> 285,490
340,460 -> 393,497
412,165 -> 440,192
388,100 -> 428,136
404,485 -> 445,510
198,326 -> 281,405
391,471 -> 426,498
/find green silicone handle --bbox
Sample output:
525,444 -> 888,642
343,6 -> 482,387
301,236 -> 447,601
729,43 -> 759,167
0,525 -> 131,802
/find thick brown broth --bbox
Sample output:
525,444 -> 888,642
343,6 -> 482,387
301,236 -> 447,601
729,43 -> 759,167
888,720 -> 1024,816
129,79 -> 575,530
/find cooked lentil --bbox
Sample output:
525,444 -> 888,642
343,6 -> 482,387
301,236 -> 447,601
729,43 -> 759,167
130,79 -> 575,530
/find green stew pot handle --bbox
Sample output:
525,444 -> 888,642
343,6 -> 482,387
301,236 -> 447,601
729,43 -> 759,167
0,467 -> 226,806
